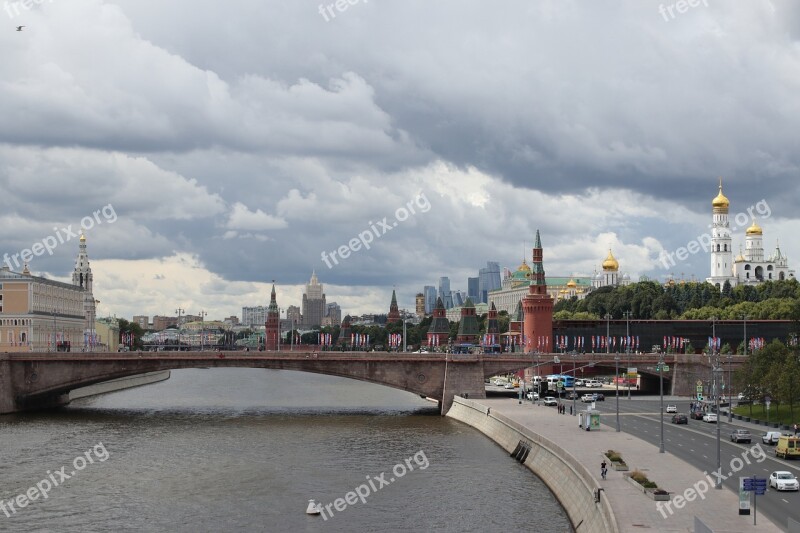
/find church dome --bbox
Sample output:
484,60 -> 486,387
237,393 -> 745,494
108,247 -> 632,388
746,219 -> 763,236
517,259 -> 531,273
712,181 -> 729,212
602,249 -> 619,271
566,278 -> 577,288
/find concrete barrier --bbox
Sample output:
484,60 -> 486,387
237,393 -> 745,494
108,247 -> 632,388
447,397 -> 617,533
69,371 -> 171,400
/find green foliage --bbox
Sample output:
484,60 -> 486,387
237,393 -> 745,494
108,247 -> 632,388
555,279 -> 800,320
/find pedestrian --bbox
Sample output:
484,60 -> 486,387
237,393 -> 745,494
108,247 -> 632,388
794,423 -> 798,436
601,460 -> 607,480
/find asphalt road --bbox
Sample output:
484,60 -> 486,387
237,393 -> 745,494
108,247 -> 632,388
589,395 -> 798,530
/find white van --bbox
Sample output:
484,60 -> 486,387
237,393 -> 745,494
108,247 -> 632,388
585,380 -> 602,388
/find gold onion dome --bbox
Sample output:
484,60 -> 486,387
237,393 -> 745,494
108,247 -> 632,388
80,232 -> 86,242
602,249 -> 619,271
566,278 -> 577,288
517,259 -> 531,272
712,180 -> 729,211
746,219 -> 763,236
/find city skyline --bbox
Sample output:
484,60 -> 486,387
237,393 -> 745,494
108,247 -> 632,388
1,1 -> 798,321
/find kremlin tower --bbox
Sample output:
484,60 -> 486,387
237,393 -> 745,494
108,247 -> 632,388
387,289 -> 401,324
265,283 -> 280,350
522,230 -> 554,352
426,297 -> 450,349
456,298 -> 479,344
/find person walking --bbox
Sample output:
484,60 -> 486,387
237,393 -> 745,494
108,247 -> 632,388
601,460 -> 607,480
794,423 -> 798,436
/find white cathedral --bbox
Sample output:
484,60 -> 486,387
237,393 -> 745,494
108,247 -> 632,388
706,181 -> 794,289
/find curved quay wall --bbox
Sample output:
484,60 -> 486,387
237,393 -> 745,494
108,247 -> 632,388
447,397 -> 618,533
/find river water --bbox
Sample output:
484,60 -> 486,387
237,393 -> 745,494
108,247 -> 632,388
0,369 -> 572,532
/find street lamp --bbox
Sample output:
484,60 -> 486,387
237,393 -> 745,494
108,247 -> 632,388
606,313 -> 620,432
727,353 -> 732,422
52,308 -> 56,352
199,310 -> 207,351
572,352 -> 577,415
659,352 -> 665,453
175,308 -> 184,351
623,310 -> 632,399
714,363 -> 723,490
742,314 -> 748,357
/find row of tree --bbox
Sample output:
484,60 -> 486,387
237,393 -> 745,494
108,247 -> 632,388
554,279 -> 800,320
734,340 -> 800,422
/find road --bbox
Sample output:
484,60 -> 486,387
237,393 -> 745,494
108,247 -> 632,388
589,393 -> 798,529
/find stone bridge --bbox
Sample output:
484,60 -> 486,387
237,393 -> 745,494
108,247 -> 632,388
0,351 -> 744,416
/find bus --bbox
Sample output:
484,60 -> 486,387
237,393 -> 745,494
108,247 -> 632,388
545,374 -> 575,391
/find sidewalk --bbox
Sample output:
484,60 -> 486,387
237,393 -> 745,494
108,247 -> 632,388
478,398 -> 782,532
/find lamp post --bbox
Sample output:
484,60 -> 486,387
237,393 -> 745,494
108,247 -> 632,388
52,308 -> 56,352
623,310 -> 632,399
727,353 -> 732,422
572,352 -> 577,415
175,308 -> 184,351
714,362 -> 722,490
402,311 -> 408,352
606,313 -> 619,432
742,314 -> 748,357
199,310 -> 207,351
659,352 -> 665,453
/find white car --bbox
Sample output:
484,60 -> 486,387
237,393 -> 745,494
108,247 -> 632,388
504,383 -> 514,389
543,397 -> 558,406
703,413 -> 718,423
526,391 -> 539,400
769,471 -> 799,491
666,405 -> 677,413
585,380 -> 601,388
575,379 -> 585,387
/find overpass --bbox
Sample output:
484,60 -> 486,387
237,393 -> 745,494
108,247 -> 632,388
0,351 -> 743,415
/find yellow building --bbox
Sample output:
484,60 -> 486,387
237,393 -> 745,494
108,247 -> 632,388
94,317 -> 120,352
0,266 -> 85,352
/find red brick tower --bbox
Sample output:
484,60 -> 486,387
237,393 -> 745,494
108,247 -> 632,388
387,289 -> 401,324
522,230 -> 553,352
426,297 -> 450,348
265,282 -> 280,351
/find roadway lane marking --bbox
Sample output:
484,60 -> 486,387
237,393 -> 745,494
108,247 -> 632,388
784,499 -> 790,504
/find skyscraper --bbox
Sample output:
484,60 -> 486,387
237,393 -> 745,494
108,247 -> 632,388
423,285 -> 436,314
467,277 -> 479,302
478,261 -> 501,303
438,276 -> 453,308
302,271 -> 326,328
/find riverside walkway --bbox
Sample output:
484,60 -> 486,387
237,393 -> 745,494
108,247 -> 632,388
470,397 -> 782,532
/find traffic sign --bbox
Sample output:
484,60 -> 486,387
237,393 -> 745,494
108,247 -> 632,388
697,394 -> 703,401
697,380 -> 703,386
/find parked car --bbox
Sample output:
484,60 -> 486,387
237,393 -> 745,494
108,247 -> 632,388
769,471 -> 800,491
730,429 -> 752,443
671,414 -> 688,424
526,391 -> 539,401
581,394 -> 595,402
585,380 -> 602,388
762,431 -> 782,445
543,397 -> 558,406
575,379 -> 585,387
592,393 -> 605,401
665,404 -> 677,413
703,413 -> 718,423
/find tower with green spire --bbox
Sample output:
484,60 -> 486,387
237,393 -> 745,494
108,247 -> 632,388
387,289 -> 401,324
456,297 -> 480,344
265,282 -> 280,351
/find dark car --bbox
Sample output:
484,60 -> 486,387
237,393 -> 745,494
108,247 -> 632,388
593,393 -> 605,401
690,410 -> 705,420
566,391 -> 579,400
671,414 -> 688,424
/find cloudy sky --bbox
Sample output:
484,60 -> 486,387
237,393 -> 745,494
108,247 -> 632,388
1,0 -> 799,321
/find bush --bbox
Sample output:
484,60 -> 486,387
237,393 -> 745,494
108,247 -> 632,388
643,480 -> 658,489
630,469 -> 649,484
606,450 -> 622,462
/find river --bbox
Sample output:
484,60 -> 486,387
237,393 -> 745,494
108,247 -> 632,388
0,369 -> 572,532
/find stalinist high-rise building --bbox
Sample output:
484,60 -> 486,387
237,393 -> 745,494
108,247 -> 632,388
301,271 -> 326,328
72,233 -> 96,332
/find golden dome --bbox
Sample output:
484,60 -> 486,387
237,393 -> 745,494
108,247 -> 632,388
566,278 -> 577,288
80,233 -> 86,242
602,249 -> 619,271
517,259 -> 531,272
746,219 -> 762,236
712,179 -> 729,211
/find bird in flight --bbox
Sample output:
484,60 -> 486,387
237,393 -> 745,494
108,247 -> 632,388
16,26 -> 25,31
